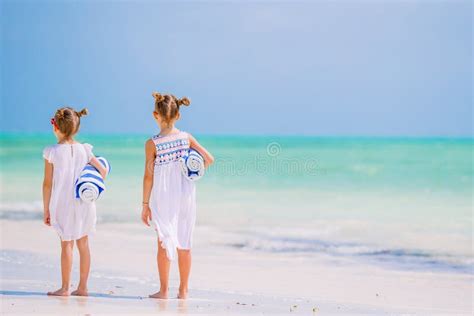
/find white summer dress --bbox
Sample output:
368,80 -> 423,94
149,131 -> 196,261
43,143 -> 96,241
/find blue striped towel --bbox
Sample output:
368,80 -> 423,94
179,149 -> 205,181
75,156 -> 111,203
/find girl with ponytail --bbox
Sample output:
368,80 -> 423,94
142,91 -> 214,299
42,107 -> 107,296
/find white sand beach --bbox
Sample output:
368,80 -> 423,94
1,0 -> 472,314
1,219 -> 472,315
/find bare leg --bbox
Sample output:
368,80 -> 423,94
177,249 -> 191,299
48,240 -> 74,296
71,236 -> 90,296
149,239 -> 170,299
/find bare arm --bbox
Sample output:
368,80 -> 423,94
42,160 -> 53,226
90,156 -> 108,179
141,139 -> 155,226
188,133 -> 215,168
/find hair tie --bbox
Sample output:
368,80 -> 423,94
50,117 -> 59,129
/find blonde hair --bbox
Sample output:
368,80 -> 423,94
152,92 -> 190,125
53,107 -> 88,137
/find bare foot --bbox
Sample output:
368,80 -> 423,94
149,290 -> 168,299
71,288 -> 88,296
47,288 -> 69,296
177,289 -> 188,299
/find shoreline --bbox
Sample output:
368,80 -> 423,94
1,220 -> 472,315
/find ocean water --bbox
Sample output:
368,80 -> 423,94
0,134 -> 472,274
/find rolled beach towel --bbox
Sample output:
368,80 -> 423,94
75,156 -> 111,203
179,149 -> 205,181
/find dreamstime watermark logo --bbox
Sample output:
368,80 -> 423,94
210,141 -> 323,177
266,142 -> 281,157
145,141 -> 324,177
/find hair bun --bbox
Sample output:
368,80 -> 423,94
55,109 -> 65,120
177,97 -> 191,107
77,108 -> 89,118
152,92 -> 164,102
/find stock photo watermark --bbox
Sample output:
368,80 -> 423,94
209,142 -> 323,177
145,141 -> 325,177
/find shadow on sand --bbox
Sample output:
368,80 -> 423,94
0,290 -> 145,300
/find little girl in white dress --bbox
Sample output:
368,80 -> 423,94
141,92 -> 214,300
42,107 -> 107,297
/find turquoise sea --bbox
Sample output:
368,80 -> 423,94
0,134 -> 472,274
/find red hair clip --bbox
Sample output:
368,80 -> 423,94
50,117 -> 58,129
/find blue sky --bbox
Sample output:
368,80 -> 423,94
1,0 -> 472,136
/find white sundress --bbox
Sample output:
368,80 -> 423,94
43,143 -> 97,241
149,131 -> 196,261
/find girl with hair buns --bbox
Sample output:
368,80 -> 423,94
42,107 -> 107,297
142,92 -> 214,299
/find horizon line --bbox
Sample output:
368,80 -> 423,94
0,131 -> 472,140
